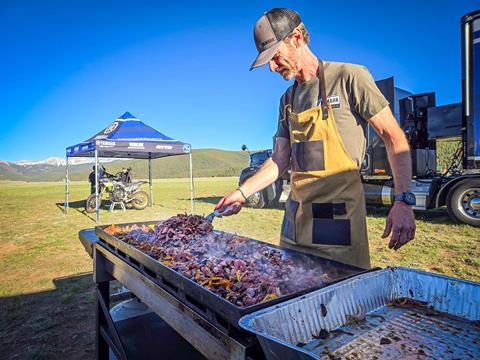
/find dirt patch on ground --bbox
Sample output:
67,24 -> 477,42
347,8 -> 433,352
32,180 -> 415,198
440,249 -> 460,258
0,242 -> 24,254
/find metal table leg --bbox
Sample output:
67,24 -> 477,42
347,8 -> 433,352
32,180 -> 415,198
94,249 -> 127,360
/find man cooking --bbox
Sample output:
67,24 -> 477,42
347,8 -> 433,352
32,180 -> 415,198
215,8 -> 416,269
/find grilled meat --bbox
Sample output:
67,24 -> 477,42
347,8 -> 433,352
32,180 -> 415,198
105,215 -> 329,307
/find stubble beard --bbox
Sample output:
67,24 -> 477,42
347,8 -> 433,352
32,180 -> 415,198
281,69 -> 296,81
277,48 -> 299,81
278,62 -> 298,81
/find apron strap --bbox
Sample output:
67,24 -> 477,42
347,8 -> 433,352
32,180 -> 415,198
289,59 -> 329,120
317,59 -> 329,120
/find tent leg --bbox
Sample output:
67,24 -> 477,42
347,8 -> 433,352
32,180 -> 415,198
189,153 -> 194,213
95,150 -> 99,222
148,157 -> 153,207
65,156 -> 69,215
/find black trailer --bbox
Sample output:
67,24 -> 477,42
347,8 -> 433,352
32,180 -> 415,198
360,9 -> 480,227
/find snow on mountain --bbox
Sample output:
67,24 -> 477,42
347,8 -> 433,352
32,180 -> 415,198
14,160 -> 42,166
12,157 -> 121,167
14,157 -> 66,166
44,157 -> 66,166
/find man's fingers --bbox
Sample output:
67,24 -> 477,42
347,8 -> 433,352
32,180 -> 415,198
232,203 -> 243,215
385,202 -> 416,251
410,227 -> 416,241
393,228 -> 409,250
388,227 -> 401,249
392,223 -> 416,250
398,227 -> 415,250
221,203 -> 242,216
382,218 -> 392,239
215,196 -> 226,210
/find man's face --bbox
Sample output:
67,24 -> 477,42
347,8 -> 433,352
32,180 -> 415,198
268,40 -> 299,81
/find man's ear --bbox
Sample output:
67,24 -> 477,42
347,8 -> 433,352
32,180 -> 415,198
291,29 -> 304,48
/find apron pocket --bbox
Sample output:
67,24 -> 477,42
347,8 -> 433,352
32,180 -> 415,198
291,140 -> 325,172
281,198 -> 299,242
312,219 -> 351,246
312,202 -> 347,218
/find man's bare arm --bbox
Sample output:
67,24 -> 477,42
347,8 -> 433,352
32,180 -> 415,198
215,137 -> 291,214
368,106 -> 416,249
369,106 -> 412,193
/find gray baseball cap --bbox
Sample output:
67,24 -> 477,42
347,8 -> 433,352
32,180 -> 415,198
250,8 -> 302,70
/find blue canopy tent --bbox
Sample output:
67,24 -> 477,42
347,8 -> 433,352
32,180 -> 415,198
65,112 -> 193,220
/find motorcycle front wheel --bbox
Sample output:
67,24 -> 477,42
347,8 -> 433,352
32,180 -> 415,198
85,194 -> 102,213
132,191 -> 149,210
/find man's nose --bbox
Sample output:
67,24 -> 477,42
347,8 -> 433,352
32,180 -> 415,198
269,60 -> 278,72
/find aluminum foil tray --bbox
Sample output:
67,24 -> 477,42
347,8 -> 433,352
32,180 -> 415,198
239,267 -> 480,359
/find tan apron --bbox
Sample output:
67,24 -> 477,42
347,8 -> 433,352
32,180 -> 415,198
280,60 -> 371,269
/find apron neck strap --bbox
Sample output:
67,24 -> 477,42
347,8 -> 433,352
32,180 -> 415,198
317,59 -> 329,120
290,58 -> 329,120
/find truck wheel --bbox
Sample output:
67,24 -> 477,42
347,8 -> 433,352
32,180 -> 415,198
246,190 -> 266,209
446,179 -> 480,227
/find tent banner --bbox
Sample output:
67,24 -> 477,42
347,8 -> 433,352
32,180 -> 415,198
66,141 -> 96,156
96,140 -> 192,154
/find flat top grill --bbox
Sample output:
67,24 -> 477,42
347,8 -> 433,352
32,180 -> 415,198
95,220 -> 367,333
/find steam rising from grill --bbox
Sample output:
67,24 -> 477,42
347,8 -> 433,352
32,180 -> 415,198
105,215 -> 332,307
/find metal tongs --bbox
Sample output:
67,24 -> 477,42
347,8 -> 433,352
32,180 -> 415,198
206,203 -> 241,222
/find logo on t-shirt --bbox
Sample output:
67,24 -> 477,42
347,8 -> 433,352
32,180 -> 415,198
318,95 -> 341,108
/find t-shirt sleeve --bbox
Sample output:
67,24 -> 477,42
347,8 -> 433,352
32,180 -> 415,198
274,96 -> 290,140
349,65 -> 390,120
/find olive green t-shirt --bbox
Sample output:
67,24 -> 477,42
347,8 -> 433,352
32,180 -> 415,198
275,61 -> 389,167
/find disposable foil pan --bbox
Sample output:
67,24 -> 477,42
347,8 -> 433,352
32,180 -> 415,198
239,267 -> 480,359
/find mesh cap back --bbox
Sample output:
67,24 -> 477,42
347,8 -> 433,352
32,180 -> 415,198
266,8 -> 302,42
250,8 -> 302,70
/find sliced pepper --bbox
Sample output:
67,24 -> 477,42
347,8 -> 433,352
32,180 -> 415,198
261,293 -> 279,303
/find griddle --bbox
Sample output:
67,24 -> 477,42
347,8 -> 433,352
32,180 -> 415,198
95,220 -> 368,334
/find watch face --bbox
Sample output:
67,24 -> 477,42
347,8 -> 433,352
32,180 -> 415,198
405,192 -> 416,205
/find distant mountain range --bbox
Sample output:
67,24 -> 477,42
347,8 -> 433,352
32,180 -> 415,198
12,157 -> 118,167
0,149 -> 250,181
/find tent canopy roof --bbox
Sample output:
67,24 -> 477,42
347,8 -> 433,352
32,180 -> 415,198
66,112 -> 191,159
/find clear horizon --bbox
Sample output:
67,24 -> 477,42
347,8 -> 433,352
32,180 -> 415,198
1,0 -> 477,161
4,147 -> 257,163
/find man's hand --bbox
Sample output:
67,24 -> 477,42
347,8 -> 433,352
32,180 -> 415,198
382,201 -> 416,250
215,189 -> 246,216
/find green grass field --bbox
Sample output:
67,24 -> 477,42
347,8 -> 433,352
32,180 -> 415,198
0,178 -> 479,359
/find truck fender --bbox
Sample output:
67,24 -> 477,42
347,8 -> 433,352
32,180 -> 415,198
435,174 -> 480,208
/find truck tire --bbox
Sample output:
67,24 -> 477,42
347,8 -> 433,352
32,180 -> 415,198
246,190 -> 266,209
446,179 -> 480,227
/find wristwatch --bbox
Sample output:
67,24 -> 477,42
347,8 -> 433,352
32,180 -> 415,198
394,192 -> 416,206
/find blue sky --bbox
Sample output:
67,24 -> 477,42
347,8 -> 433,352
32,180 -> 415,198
0,0 -> 477,161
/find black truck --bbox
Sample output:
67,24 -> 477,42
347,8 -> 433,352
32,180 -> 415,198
238,145 -> 288,208
238,9 -> 480,227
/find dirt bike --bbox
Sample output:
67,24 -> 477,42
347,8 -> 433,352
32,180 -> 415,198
85,172 -> 149,213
